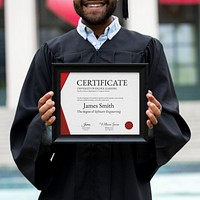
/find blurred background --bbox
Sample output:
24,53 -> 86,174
0,0 -> 200,199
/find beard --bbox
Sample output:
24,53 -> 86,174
73,0 -> 117,25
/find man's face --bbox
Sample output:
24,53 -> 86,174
73,0 -> 117,25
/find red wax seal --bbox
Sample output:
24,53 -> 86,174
125,121 -> 133,130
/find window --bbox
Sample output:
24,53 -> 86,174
37,0 -> 74,45
159,5 -> 200,100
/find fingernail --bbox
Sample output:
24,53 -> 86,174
147,102 -> 151,106
49,91 -> 54,96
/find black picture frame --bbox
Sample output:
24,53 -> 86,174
52,63 -> 148,143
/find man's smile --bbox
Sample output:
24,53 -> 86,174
82,1 -> 107,8
86,4 -> 104,8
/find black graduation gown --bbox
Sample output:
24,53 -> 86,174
10,28 -> 191,200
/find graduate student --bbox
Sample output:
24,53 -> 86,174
10,0 -> 191,199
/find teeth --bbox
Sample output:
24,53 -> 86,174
87,4 -> 102,8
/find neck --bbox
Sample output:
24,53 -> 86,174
83,17 -> 113,38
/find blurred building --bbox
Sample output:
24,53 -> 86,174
0,0 -> 199,165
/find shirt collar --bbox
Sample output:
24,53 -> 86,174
77,16 -> 121,40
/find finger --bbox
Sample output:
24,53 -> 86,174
146,110 -> 158,125
147,102 -> 161,118
45,116 -> 56,126
39,99 -> 55,116
41,106 -> 56,122
146,119 -> 153,129
38,91 -> 54,109
146,92 -> 162,111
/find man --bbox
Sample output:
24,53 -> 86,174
10,0 -> 191,199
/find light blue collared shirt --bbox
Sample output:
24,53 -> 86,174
77,16 -> 121,50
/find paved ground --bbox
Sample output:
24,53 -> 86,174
151,163 -> 200,200
152,172 -> 200,200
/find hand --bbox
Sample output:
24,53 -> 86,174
146,90 -> 162,129
38,91 -> 56,126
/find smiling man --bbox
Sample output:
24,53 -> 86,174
10,0 -> 190,200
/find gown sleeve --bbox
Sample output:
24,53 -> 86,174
135,38 -> 191,181
10,43 -> 56,190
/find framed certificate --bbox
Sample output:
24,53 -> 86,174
52,63 -> 148,143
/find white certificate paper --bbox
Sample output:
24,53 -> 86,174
60,72 -> 140,135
